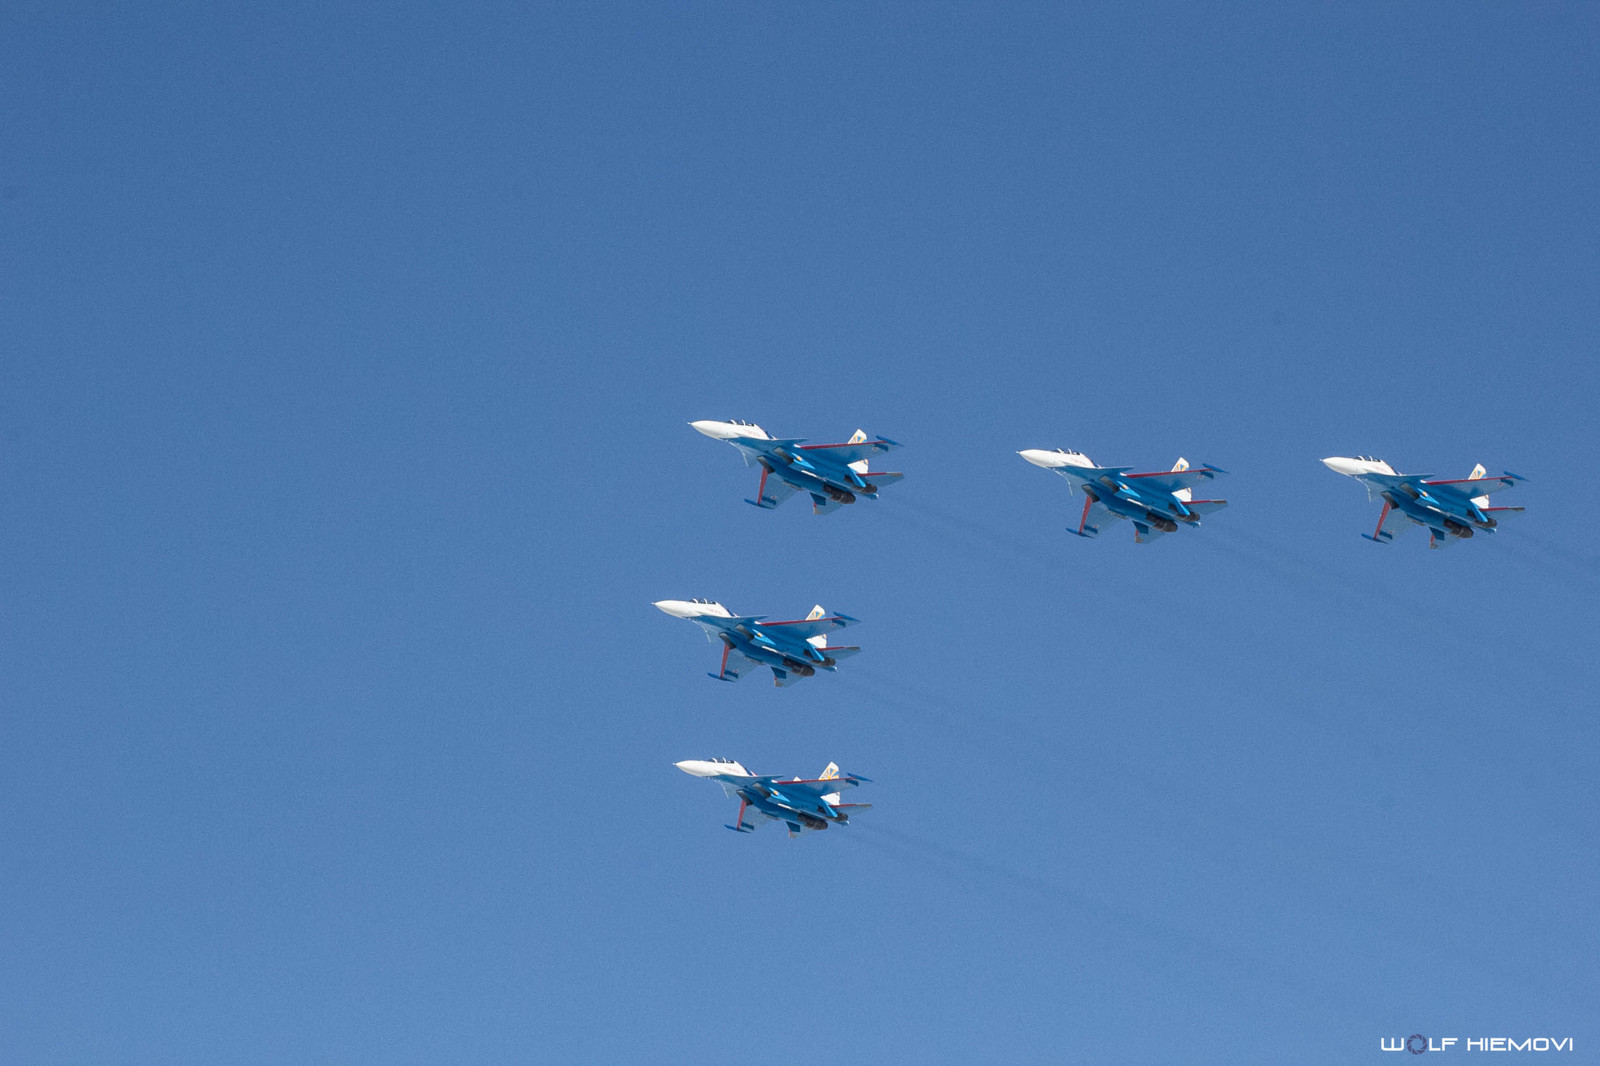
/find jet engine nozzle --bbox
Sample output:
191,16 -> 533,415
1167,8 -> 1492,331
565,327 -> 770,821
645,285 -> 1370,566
786,661 -> 817,677
856,481 -> 877,494
797,813 -> 828,831
1444,519 -> 1474,538
1148,516 -> 1179,533
826,489 -> 857,504
819,657 -> 837,668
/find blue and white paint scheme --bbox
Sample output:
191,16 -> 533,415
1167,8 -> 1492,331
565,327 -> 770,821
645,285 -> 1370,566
1019,448 -> 1229,543
690,419 -> 904,515
1322,456 -> 1526,549
653,599 -> 862,687
675,758 -> 872,837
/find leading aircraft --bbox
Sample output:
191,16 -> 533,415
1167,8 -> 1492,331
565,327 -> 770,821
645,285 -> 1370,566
689,420 -> 904,514
1018,448 -> 1229,543
675,758 -> 872,836
1322,456 -> 1526,548
653,599 -> 861,686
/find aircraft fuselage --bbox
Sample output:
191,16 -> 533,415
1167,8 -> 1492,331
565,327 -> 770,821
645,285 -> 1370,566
755,449 -> 872,504
1079,479 -> 1193,530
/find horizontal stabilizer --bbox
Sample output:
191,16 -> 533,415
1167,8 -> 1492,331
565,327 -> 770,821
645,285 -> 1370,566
1131,520 -> 1170,545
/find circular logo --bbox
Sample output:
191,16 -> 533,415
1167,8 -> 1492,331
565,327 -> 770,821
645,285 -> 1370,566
1407,1034 -> 1428,1054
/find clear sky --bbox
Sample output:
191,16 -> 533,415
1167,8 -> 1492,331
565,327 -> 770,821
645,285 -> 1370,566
3,3 -> 1597,1062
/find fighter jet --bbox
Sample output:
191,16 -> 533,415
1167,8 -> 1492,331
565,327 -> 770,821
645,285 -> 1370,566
653,599 -> 861,686
1019,448 -> 1228,543
1322,456 -> 1526,548
675,758 -> 872,836
689,419 -> 903,514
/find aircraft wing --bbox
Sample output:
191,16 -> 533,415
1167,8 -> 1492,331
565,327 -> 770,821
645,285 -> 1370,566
1120,466 -> 1225,495
1355,471 -> 1433,502
708,646 -> 769,682
756,614 -> 857,642
760,776 -> 863,801
1424,473 -> 1525,499
727,798 -> 775,833
747,467 -> 801,509
1362,500 -> 1414,544
689,615 -> 767,643
798,438 -> 899,466
1067,496 -> 1119,538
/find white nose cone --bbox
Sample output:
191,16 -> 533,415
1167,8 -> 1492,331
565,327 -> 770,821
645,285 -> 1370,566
675,760 -> 723,778
690,420 -> 745,440
653,599 -> 704,619
1322,456 -> 1365,477
1019,449 -> 1062,468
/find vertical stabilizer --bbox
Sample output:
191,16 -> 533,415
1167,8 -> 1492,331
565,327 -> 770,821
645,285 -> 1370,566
1468,463 -> 1490,507
806,604 -> 828,648
1172,457 -> 1193,501
848,429 -> 870,473
820,762 -> 841,805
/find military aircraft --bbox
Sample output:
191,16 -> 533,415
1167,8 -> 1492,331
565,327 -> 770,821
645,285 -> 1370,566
1018,448 -> 1228,543
689,420 -> 903,514
1322,456 -> 1526,548
675,758 -> 872,836
652,600 -> 861,686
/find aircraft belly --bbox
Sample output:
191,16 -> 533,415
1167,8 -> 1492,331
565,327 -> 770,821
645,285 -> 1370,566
777,465 -> 855,496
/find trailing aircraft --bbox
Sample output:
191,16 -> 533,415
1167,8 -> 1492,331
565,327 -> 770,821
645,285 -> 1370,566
675,758 -> 871,836
652,600 -> 861,686
1019,448 -> 1228,543
689,420 -> 903,514
1322,456 -> 1526,548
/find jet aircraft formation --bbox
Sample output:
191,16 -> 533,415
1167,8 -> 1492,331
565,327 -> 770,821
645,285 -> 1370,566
666,419 -> 1529,836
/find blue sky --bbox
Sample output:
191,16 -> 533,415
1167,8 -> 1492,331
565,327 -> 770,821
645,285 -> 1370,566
3,3 -> 1597,1062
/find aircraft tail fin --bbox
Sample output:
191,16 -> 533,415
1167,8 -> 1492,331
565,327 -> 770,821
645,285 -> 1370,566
820,761 -> 841,805
1171,458 -> 1193,500
848,429 -> 871,473
1468,463 -> 1490,506
805,605 -> 829,648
